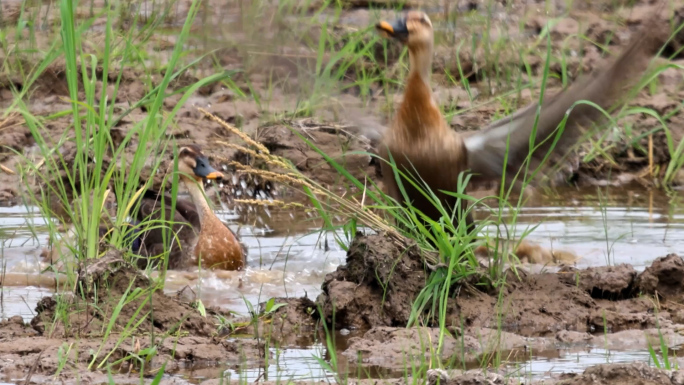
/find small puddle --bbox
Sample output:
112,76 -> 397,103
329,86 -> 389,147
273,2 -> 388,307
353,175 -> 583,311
1,186 -> 683,382
516,347 -> 666,381
475,186 -> 684,270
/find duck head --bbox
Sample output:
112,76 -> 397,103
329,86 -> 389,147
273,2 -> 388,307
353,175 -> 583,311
178,144 -> 224,183
376,11 -> 434,51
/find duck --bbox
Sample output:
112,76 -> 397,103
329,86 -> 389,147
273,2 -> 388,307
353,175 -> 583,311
132,144 -> 246,271
473,238 -> 579,266
374,11 -> 666,236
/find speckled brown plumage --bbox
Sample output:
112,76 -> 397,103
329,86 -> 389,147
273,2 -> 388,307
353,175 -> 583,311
134,145 -> 246,271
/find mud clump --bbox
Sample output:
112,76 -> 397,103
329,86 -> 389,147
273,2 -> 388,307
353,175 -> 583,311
344,327 -> 472,369
316,235 -> 684,339
0,251 -> 264,382
255,120 -> 377,187
255,297 -> 320,345
0,316 -> 38,339
453,271 -> 595,335
316,233 -> 427,329
343,326 -> 555,370
30,250 -> 217,338
636,254 -> 684,299
558,264 -> 637,299
557,362 -> 682,385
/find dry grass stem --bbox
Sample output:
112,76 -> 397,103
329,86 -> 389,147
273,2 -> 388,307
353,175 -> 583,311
0,165 -> 15,175
233,198 -> 308,210
199,108 -> 270,154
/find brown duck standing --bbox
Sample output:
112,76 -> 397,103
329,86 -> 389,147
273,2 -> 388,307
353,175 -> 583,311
134,145 -> 246,270
375,11 -> 667,237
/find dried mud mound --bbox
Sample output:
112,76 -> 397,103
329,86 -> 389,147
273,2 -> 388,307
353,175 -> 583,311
252,296 -> 321,346
557,264 -> 637,299
556,362 -> 684,385
453,268 -> 597,335
315,233 -> 428,329
318,234 -> 684,338
30,250 -> 218,338
458,257 -> 684,335
635,254 -> 684,299
0,251 -> 262,381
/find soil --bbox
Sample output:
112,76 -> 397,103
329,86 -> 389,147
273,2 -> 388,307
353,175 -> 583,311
1,224 -> 684,384
315,232 -> 428,329
2,0 -> 684,383
315,234 -> 684,372
0,251 -> 265,383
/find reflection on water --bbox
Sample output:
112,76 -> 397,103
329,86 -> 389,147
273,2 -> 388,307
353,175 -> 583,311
2,186 -> 684,382
4,188 -> 684,314
167,337 -> 674,383
0,286 -> 52,323
475,187 -> 684,270
224,345 -> 334,382
513,347 -> 666,381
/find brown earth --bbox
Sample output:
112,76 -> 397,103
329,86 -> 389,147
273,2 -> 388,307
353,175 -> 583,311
1,0 -> 684,209
0,251 -> 266,383
314,233 -> 684,372
317,234 -> 684,334
2,0 -> 684,383
3,206 -> 684,381
183,363 -> 684,385
418,362 -> 684,385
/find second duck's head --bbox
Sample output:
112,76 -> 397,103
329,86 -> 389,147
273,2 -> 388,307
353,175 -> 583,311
376,11 -> 433,51
178,144 -> 224,183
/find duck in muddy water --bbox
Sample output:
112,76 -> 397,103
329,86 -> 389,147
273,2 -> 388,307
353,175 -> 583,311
132,145 -> 247,271
474,238 -> 580,265
374,11 -> 668,253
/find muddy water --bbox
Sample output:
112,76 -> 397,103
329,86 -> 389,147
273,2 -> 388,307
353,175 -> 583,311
476,186 -> 684,270
161,202 -> 347,316
1,186 -> 684,382
165,336 -> 675,382
515,347 -> 664,382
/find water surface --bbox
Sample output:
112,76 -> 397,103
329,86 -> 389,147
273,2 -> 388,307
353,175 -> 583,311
1,186 -> 684,383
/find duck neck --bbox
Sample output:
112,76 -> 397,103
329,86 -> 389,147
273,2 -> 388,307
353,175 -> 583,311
408,44 -> 433,85
398,42 -> 444,138
182,176 -> 211,225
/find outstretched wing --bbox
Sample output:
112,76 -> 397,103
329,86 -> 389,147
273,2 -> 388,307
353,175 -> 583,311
464,14 -> 667,185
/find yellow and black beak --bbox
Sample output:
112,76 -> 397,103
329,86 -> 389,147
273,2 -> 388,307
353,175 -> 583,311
376,17 -> 409,42
193,155 -> 224,180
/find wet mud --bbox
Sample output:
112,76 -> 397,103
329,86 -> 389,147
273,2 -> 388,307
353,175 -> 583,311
313,234 -> 684,374
15,233 -> 684,383
0,252 -> 264,383
2,0 -> 684,383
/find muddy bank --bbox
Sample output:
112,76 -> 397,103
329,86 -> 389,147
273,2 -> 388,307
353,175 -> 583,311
309,233 -> 684,371
198,362 -> 684,385
317,233 -> 684,333
0,251 -> 266,383
418,362 -> 684,385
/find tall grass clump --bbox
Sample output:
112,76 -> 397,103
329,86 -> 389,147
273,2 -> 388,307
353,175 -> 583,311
12,0 -> 235,273
2,0 -> 234,367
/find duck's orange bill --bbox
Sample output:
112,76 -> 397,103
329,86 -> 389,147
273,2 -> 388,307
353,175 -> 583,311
205,171 -> 224,179
376,21 -> 394,35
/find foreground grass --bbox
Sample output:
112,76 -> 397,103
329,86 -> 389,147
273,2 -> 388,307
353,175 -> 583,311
0,0 -> 683,383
